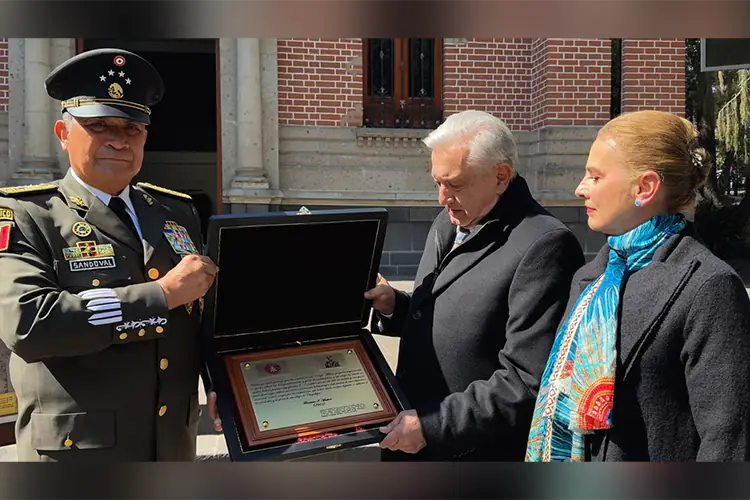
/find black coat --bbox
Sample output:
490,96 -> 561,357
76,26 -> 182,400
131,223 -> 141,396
575,225 -> 750,461
374,176 -> 585,461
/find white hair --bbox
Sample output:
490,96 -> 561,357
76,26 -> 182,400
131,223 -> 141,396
423,110 -> 518,176
62,111 -> 74,130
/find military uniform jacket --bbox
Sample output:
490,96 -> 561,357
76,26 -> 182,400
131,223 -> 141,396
0,169 -> 205,462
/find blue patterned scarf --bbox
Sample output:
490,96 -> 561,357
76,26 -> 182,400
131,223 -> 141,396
525,214 -> 686,461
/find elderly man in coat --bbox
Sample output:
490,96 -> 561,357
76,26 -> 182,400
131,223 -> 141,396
367,110 -> 585,461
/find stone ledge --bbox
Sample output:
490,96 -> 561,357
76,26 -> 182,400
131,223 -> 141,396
224,189 -> 439,206
224,188 -> 581,207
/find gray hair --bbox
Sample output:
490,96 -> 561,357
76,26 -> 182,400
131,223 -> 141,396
62,111 -> 74,130
423,110 -> 518,176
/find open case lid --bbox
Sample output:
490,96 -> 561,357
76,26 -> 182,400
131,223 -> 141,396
202,207 -> 388,348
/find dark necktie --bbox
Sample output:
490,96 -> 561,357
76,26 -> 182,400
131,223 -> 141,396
109,196 -> 139,238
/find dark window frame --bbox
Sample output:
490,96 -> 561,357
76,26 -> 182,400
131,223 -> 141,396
362,38 -> 443,129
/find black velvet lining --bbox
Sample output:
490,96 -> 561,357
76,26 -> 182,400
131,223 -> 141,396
213,219 -> 380,337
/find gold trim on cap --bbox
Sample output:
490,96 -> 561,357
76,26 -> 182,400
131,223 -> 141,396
61,97 -> 151,115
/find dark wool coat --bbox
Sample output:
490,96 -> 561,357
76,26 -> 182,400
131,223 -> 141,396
374,175 -> 585,461
575,225 -> 750,461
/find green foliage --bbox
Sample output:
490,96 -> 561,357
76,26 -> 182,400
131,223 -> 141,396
716,69 -> 750,164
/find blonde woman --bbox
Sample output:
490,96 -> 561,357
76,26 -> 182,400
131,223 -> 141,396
526,110 -> 750,462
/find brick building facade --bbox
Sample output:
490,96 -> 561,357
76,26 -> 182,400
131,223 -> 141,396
0,38 -> 687,278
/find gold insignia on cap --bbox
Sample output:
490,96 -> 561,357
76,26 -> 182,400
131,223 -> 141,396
72,221 -> 92,238
108,82 -> 124,99
0,208 -> 13,221
70,196 -> 87,208
61,97 -> 149,115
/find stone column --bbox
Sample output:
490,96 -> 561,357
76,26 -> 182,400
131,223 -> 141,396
13,38 -> 57,184
50,39 -> 76,172
231,38 -> 269,190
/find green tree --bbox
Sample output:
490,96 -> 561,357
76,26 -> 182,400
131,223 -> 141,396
687,39 -> 750,263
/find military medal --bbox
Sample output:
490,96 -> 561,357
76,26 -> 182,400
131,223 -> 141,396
163,221 -> 198,255
72,221 -> 92,238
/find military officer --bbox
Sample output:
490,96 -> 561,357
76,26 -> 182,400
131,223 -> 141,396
0,48 -> 221,461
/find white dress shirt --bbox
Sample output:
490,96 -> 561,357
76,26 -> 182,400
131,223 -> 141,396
69,168 -> 144,241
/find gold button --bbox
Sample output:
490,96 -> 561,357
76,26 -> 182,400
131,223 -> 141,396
138,329 -> 146,337
160,358 -> 169,370
156,326 -> 164,334
158,405 -> 167,416
148,268 -> 160,280
119,332 -> 128,340
91,279 -> 100,287
64,438 -> 73,447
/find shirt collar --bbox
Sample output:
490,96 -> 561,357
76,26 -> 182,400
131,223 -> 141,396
69,167 -> 137,217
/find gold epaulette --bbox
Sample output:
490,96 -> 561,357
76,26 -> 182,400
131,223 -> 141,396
136,182 -> 192,200
0,183 -> 58,197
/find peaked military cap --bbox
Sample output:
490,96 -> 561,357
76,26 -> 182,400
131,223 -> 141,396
45,48 -> 164,125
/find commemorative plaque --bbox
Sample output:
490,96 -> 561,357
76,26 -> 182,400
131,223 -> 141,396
201,207 -> 409,461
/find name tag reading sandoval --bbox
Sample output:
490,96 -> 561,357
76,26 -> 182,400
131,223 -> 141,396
63,241 -> 117,272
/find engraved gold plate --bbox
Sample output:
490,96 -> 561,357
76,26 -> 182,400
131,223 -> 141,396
224,339 -> 397,447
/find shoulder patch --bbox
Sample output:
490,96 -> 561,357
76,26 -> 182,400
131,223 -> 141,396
0,183 -> 58,197
136,182 -> 192,200
0,208 -> 13,221
0,223 -> 10,252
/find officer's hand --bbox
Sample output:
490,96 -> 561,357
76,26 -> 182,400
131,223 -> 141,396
157,254 -> 218,310
364,273 -> 396,315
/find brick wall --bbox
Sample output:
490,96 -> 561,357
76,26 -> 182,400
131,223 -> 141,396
530,39 -> 611,129
277,38 -> 613,131
621,39 -> 686,115
442,38 -> 533,131
277,38 -> 363,127
0,39 -> 7,112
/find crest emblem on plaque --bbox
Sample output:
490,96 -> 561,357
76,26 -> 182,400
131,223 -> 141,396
264,363 -> 281,374
324,356 -> 340,368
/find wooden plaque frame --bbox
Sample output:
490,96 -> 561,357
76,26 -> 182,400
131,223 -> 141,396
223,338 -> 398,448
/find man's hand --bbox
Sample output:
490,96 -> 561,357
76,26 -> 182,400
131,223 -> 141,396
207,391 -> 223,432
378,409 -> 426,454
157,254 -> 218,310
364,274 -> 397,316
